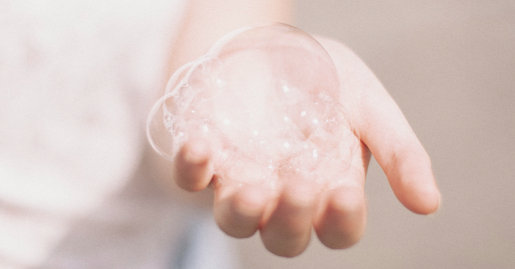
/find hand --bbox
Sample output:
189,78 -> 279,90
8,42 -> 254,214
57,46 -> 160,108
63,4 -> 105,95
172,36 -> 440,257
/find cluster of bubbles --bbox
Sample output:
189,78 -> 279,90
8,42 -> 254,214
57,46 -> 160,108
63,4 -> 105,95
147,23 -> 354,191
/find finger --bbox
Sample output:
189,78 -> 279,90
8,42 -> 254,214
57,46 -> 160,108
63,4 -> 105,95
317,37 -> 440,215
314,185 -> 366,249
260,182 -> 316,257
359,82 -> 440,214
173,140 -> 213,192
213,183 -> 268,238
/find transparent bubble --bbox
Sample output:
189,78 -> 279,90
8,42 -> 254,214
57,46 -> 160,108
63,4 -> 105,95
147,23 -> 354,192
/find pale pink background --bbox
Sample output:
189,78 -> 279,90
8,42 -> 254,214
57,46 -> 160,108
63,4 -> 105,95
236,1 -> 515,268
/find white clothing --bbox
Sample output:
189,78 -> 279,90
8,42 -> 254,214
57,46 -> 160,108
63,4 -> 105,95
0,1 -> 237,268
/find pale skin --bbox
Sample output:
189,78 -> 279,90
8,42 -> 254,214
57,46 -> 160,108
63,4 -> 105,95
165,0 -> 440,257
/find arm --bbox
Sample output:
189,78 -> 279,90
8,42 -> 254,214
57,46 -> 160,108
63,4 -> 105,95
168,0 -> 295,74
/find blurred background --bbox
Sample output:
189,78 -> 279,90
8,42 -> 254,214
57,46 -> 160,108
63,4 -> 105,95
235,1 -> 515,268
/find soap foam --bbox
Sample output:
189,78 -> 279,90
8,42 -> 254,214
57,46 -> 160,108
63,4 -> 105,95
148,23 -> 355,193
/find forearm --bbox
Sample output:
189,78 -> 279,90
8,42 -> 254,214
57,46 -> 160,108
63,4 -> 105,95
168,0 -> 295,74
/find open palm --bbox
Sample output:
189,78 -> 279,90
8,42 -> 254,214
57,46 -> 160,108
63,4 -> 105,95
171,36 -> 440,257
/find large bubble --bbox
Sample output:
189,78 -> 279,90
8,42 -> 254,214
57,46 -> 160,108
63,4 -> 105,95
147,23 -> 354,192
